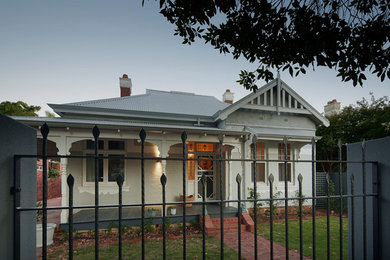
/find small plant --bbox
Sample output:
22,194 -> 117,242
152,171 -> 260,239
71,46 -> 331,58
147,208 -> 158,217
168,206 -> 177,215
190,219 -> 199,228
145,220 -> 155,233
121,224 -> 129,233
293,190 -> 308,215
60,228 -> 69,240
36,201 -> 43,222
107,221 -> 118,235
48,168 -> 60,178
248,187 -> 282,217
135,226 -> 142,236
247,188 -> 263,208
165,218 -> 172,231
87,229 -> 95,237
74,230 -> 82,239
176,222 -> 183,231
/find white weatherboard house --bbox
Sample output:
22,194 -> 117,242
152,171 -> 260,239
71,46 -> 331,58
14,74 -> 328,224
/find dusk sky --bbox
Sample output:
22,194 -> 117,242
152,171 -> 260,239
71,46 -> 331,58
1,1 -> 389,116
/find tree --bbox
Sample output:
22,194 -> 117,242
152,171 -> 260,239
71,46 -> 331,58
0,101 -> 41,116
157,0 -> 390,90
316,93 -> 390,172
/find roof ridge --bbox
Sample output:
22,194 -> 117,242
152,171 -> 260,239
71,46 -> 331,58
67,92 -> 150,106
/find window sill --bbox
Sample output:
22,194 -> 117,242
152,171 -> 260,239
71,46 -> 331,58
78,185 -> 130,195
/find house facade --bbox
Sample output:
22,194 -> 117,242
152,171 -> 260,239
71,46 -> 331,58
14,74 -> 329,224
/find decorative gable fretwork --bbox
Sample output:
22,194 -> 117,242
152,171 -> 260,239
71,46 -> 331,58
243,85 -> 310,115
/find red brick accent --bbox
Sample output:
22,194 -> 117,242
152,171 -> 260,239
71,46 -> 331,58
241,212 -> 255,232
120,87 -> 131,97
199,215 -> 217,235
36,160 -> 62,201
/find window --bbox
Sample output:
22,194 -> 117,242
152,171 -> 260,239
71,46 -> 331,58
251,142 -> 266,182
86,154 -> 104,182
278,143 -> 292,182
84,140 -> 125,184
86,140 -> 104,150
108,155 -> 124,182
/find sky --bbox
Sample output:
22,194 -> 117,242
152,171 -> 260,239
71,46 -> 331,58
0,1 -> 389,117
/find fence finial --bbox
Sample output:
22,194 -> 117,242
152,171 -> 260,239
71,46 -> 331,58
236,173 -> 241,184
67,174 -> 74,187
160,174 -> 167,186
116,174 -> 124,187
298,173 -> 303,183
139,128 -> 146,141
41,123 -> 49,138
269,173 -> 274,184
181,131 -> 187,142
252,135 -> 257,144
92,125 -> 100,139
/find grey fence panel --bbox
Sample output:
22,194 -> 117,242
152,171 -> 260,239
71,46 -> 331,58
347,138 -> 390,260
0,114 -> 36,260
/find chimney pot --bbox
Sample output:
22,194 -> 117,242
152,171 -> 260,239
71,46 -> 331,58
223,89 -> 234,104
122,74 -> 128,79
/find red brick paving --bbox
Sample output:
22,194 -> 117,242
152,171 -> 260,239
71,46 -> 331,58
217,231 -> 311,260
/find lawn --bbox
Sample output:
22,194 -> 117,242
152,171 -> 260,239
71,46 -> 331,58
258,216 -> 348,260
48,235 -> 239,259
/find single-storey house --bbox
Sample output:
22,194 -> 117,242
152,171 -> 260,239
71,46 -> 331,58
14,74 -> 329,224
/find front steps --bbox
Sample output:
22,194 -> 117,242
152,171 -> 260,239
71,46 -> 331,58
200,213 -> 254,236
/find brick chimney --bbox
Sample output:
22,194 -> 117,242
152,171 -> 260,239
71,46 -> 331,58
223,89 -> 234,104
324,99 -> 341,117
120,74 -> 132,97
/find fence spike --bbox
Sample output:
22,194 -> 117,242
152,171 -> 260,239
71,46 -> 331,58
338,139 -> 342,149
181,131 -> 187,142
252,134 -> 257,144
139,128 -> 146,141
116,174 -> 124,187
40,123 -> 49,138
218,133 -> 224,143
236,173 -> 241,184
160,174 -> 167,186
269,173 -> 274,184
298,173 -> 303,183
67,174 -> 74,187
92,125 -> 100,139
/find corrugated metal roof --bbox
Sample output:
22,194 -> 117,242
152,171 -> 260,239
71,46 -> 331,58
11,116 -> 246,135
64,89 -> 229,117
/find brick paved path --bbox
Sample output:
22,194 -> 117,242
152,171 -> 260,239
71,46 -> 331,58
218,231 -> 311,260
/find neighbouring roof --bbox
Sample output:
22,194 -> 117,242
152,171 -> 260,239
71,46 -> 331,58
50,89 -> 229,118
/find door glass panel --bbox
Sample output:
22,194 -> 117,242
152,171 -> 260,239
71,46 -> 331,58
206,177 -> 214,198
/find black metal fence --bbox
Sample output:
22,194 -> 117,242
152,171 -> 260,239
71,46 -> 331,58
13,124 -> 379,260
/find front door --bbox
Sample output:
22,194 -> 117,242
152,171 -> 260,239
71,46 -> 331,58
196,155 -> 215,200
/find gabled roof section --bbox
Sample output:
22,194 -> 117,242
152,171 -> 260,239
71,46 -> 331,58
50,89 -> 229,119
216,79 -> 329,127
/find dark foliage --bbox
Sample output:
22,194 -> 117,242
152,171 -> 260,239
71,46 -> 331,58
156,0 -> 390,90
316,93 -> 390,172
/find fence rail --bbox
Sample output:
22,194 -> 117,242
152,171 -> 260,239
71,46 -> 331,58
13,123 -> 379,260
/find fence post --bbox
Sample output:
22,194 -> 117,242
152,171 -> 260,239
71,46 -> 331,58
67,174 -> 74,260
236,174 -> 242,260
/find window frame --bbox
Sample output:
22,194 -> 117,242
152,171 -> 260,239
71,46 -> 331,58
83,140 -> 126,186
251,142 -> 266,183
278,143 -> 293,183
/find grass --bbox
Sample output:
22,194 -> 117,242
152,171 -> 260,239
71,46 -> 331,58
258,216 -> 348,260
48,235 -> 238,259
